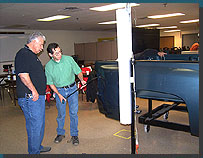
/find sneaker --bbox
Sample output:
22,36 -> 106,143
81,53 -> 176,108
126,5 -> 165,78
54,135 -> 65,143
71,136 -> 79,146
40,146 -> 51,153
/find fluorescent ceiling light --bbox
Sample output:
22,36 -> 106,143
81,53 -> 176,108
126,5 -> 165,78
180,19 -> 199,23
98,21 -> 117,24
136,24 -> 160,28
156,26 -> 177,29
148,13 -> 185,19
37,15 -> 71,21
164,29 -> 181,33
89,3 -> 140,11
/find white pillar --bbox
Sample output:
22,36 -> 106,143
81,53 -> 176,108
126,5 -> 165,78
116,4 -> 133,124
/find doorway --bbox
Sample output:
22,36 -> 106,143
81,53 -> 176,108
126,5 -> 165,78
160,36 -> 174,50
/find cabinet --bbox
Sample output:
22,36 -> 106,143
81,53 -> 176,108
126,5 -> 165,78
74,40 -> 117,62
74,43 -> 84,60
97,41 -> 112,60
84,42 -> 97,61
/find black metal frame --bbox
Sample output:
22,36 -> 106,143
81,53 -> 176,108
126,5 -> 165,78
138,98 -> 191,133
130,58 -> 136,154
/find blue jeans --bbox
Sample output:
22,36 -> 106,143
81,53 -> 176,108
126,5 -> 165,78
55,83 -> 79,136
18,95 -> 45,154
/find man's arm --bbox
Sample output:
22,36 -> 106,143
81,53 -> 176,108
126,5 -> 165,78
19,73 -> 39,101
77,72 -> 86,85
49,84 -> 66,103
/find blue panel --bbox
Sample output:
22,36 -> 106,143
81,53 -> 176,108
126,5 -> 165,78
135,60 -> 199,136
164,54 -> 199,61
95,61 -> 119,120
95,60 -> 199,136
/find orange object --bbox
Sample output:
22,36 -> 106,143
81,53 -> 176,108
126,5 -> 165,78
190,43 -> 199,51
136,144 -> 139,154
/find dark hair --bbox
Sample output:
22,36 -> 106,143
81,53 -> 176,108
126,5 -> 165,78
47,43 -> 59,54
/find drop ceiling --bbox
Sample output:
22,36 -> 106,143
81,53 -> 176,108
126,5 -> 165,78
0,3 -> 199,32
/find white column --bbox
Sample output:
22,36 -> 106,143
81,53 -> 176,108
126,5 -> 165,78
116,4 -> 133,124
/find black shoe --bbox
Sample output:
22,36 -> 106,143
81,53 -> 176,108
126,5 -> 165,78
40,146 -> 51,153
71,136 -> 79,146
54,135 -> 65,143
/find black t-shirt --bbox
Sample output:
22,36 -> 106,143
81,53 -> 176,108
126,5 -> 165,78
14,45 -> 46,98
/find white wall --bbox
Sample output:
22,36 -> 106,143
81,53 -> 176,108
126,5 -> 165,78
0,28 -> 198,73
39,30 -> 116,65
0,29 -> 116,73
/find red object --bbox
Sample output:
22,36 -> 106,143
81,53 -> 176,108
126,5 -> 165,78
46,85 -> 52,103
81,67 -> 91,75
79,67 -> 91,92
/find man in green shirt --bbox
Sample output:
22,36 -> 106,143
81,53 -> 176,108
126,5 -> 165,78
45,43 -> 86,146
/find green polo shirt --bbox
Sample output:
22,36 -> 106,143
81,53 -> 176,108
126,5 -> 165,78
45,55 -> 81,87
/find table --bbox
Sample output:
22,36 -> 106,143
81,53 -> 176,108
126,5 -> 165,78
0,74 -> 10,105
4,79 -> 17,106
0,74 -> 8,84
0,74 -> 14,84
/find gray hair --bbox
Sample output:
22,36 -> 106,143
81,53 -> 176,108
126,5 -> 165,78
27,31 -> 46,44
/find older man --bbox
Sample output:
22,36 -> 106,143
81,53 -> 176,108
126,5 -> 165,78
15,32 -> 51,154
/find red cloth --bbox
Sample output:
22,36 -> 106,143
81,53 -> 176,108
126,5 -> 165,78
46,85 -> 52,103
79,67 -> 91,92
81,67 -> 91,75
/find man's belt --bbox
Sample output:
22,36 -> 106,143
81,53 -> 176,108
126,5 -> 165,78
59,82 -> 75,89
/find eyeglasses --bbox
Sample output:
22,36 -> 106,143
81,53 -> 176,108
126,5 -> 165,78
53,49 -> 62,56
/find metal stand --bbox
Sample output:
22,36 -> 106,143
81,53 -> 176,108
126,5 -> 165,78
130,58 -> 136,154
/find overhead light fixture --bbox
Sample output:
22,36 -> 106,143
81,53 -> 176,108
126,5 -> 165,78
136,24 -> 160,28
156,26 -> 177,29
148,13 -> 185,19
164,29 -> 181,33
37,15 -> 71,21
180,19 -> 199,24
98,21 -> 117,24
89,3 -> 140,11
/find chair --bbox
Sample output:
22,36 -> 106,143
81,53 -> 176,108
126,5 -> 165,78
4,79 -> 17,106
3,64 -> 13,73
0,84 -> 4,105
0,83 -> 11,106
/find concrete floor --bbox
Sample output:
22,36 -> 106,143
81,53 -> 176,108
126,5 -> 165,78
0,92 -> 199,154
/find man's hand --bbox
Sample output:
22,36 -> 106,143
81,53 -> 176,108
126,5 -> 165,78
158,52 -> 167,57
80,80 -> 86,86
32,89 -> 39,101
58,93 -> 66,103
49,85 -> 66,103
78,72 -> 86,86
